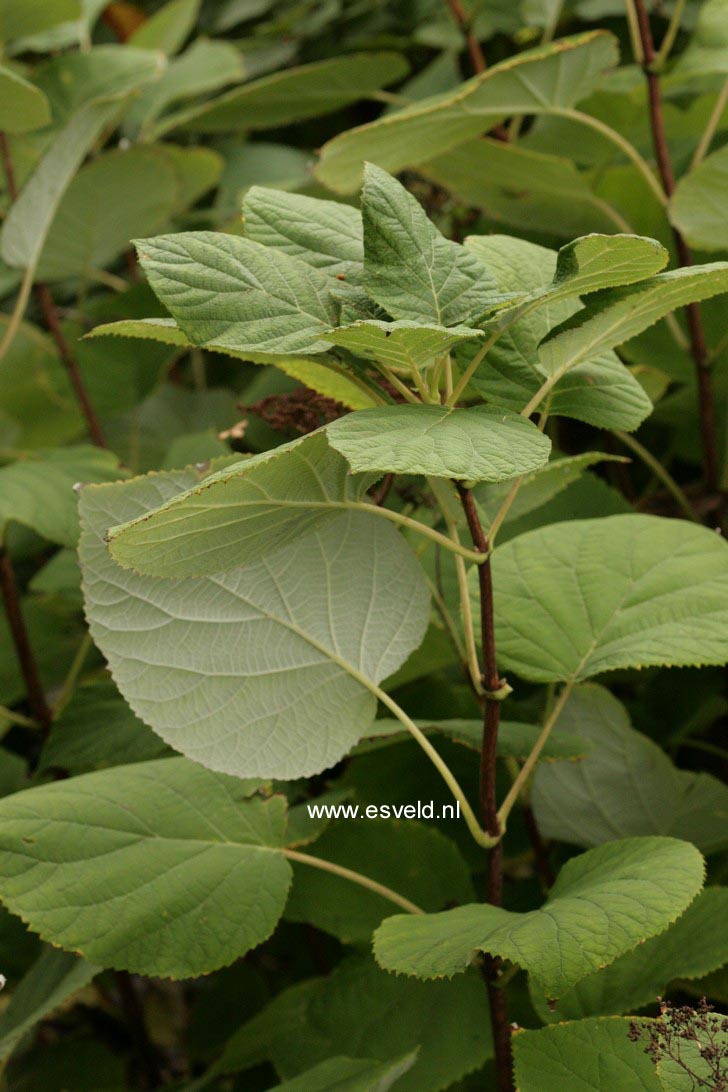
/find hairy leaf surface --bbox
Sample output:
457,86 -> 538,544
81,470 -> 428,777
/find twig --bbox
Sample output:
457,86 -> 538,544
283,849 -> 424,914
632,0 -> 719,492
442,0 -> 510,141
34,283 -> 108,448
454,482 -> 514,1092
444,0 -> 486,75
691,78 -> 728,171
0,548 -> 52,735
613,429 -> 698,521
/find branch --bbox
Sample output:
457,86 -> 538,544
631,0 -> 719,492
444,0 -> 486,75
454,481 -> 514,1092
0,547 -> 52,735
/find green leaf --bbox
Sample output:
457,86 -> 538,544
135,232 -> 338,354
80,469 -> 428,778
84,318 -> 375,410
373,836 -> 705,995
38,681 -> 171,776
531,684 -> 728,854
326,405 -> 551,482
473,453 -> 629,530
0,446 -> 124,546
669,145 -> 728,252
37,146 -> 180,281
672,0 -> 728,77
0,758 -> 291,977
511,232 -> 668,311
0,0 -> 80,42
324,320 -> 483,373
243,187 -> 363,277
462,235 -> 653,430
0,67 -> 51,133
530,887 -> 728,1022
0,948 -> 98,1061
362,164 -> 500,325
315,32 -> 618,193
273,1053 -> 419,1092
285,820 -> 473,943
127,39 -> 245,139
492,515 -> 728,683
214,958 -> 491,1092
512,1018 -> 661,1091
157,53 -> 409,135
106,431 -> 376,577
419,137 -> 627,239
128,0 -> 200,54
2,49 -> 165,271
360,718 -> 587,761
539,264 -> 728,382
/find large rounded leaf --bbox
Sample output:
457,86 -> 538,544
491,514 -> 728,683
80,468 -> 428,778
0,758 -> 291,977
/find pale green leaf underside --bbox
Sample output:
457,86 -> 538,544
315,32 -> 618,193
0,949 -> 99,1061
512,1018 -> 661,1091
85,318 -> 375,410
0,446 -> 123,546
530,887 -> 728,1022
373,837 -> 704,995
361,718 -> 587,761
0,757 -> 290,977
1,49 -> 165,270
107,431 -> 376,577
243,187 -> 363,276
80,469 -> 428,778
135,231 -> 338,354
492,514 -> 728,683
362,163 -> 500,325
326,405 -> 551,481
0,65 -> 50,133
163,53 -> 410,134
531,685 -> 728,854
325,320 -> 483,372
540,263 -> 728,378
274,1052 -> 419,1092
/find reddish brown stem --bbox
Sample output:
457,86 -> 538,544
0,548 -> 52,734
34,283 -> 108,448
455,482 -> 513,1092
633,0 -> 719,491
442,0 -> 509,141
